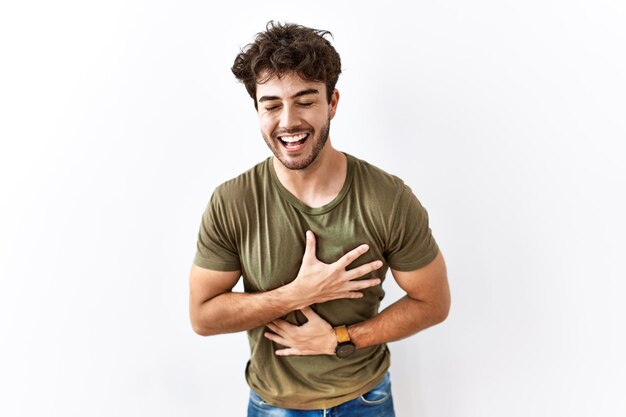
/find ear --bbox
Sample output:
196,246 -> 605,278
329,89 -> 340,120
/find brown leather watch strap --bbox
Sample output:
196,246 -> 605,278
334,325 -> 351,343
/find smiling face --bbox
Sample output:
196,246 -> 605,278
256,72 -> 339,170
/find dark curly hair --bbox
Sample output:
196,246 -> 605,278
231,21 -> 342,108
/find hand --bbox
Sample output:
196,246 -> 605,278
289,231 -> 383,307
264,307 -> 337,356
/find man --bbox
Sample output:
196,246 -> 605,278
189,21 -> 450,416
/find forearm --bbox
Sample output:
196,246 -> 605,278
261,252 -> 450,355
192,284 -> 305,336
190,233 -> 383,338
347,295 -> 449,349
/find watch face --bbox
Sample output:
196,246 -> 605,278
336,342 -> 356,358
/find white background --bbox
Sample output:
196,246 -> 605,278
1,1 -> 625,416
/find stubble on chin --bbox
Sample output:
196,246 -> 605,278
262,121 -> 330,171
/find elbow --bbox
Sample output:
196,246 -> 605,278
189,308 -> 220,337
191,322 -> 212,337
433,292 -> 451,324
418,291 -> 450,326
191,320 -> 222,337
433,274 -> 451,324
434,302 -> 450,324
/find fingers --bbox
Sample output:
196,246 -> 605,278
300,306 -> 319,321
348,277 -> 382,291
331,280 -> 381,300
302,230 -> 317,262
267,320 -> 292,334
346,260 -> 383,280
266,322 -> 280,334
339,291 -> 364,299
264,331 -> 290,347
274,348 -> 303,356
337,244 -> 371,268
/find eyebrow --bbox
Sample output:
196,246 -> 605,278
258,88 -> 320,103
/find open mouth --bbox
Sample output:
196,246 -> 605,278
278,133 -> 310,150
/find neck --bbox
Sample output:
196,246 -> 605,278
272,140 -> 347,208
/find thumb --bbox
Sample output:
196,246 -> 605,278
302,230 -> 317,262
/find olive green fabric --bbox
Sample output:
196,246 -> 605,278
194,153 -> 438,409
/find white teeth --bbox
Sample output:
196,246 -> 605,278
280,133 -> 308,143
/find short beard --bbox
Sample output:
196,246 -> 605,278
263,120 -> 331,170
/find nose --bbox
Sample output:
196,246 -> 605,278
278,105 -> 299,129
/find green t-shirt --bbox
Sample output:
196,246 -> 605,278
194,153 -> 438,409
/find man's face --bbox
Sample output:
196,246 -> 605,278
256,72 -> 339,170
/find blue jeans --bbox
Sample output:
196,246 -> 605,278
247,372 -> 395,417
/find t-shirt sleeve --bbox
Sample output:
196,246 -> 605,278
193,190 -> 241,271
385,185 -> 439,271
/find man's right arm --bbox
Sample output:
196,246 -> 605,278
189,230 -> 382,336
189,266 -> 307,336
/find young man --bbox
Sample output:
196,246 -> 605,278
189,22 -> 450,416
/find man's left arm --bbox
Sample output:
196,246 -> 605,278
348,250 -> 450,349
264,250 -> 450,355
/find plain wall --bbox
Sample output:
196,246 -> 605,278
1,1 -> 625,416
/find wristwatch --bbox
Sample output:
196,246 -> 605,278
334,325 -> 356,358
